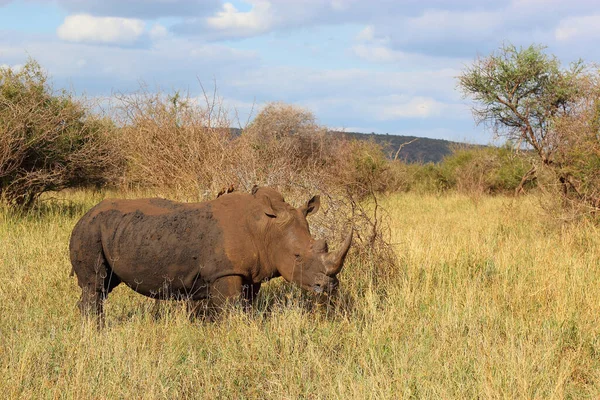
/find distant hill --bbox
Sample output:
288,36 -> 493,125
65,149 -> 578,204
330,131 -> 483,164
229,128 -> 481,164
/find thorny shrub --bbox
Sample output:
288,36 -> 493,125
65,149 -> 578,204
0,60 -> 122,209
113,87 -> 233,195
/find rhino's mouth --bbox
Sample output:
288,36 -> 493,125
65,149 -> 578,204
312,280 -> 338,294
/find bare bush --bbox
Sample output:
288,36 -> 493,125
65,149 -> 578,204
112,86 -> 234,197
115,96 -> 338,196
0,60 -> 122,209
233,102 -> 340,190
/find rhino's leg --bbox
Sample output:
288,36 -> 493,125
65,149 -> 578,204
185,300 -> 206,320
207,275 -> 243,317
79,287 -> 105,328
242,282 -> 261,313
75,252 -> 121,328
152,298 -> 161,320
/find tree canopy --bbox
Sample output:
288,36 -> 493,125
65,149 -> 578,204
458,44 -> 584,164
459,43 -> 600,214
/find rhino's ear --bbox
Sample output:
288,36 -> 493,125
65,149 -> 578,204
258,194 -> 278,218
252,186 -> 277,217
302,195 -> 320,217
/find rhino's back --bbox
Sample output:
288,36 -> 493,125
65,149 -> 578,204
73,198 -> 234,297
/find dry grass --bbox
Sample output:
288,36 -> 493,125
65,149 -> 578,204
1,190 -> 600,399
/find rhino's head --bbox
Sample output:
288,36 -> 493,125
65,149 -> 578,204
252,187 -> 352,294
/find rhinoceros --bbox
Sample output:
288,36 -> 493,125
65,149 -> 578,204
69,186 -> 352,322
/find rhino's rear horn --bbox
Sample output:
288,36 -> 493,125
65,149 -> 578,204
324,230 -> 353,276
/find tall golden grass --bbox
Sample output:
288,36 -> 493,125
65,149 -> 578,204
1,190 -> 599,399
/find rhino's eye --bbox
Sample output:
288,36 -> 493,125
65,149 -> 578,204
294,254 -> 302,261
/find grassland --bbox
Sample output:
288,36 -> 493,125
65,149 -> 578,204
1,191 -> 600,399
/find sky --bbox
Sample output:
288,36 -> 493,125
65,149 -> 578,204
1,0 -> 599,144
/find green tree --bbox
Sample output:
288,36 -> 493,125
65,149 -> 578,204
459,43 -> 583,164
459,43 -> 600,212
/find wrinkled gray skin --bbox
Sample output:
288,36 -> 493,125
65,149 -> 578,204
69,186 -> 352,324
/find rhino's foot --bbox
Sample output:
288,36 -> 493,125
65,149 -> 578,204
78,289 -> 106,329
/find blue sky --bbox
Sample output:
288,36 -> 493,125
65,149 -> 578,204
1,0 -> 599,144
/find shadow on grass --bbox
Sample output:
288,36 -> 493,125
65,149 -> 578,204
138,283 -> 358,326
5,197 -> 97,220
250,283 -> 357,321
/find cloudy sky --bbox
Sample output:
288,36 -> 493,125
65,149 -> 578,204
1,0 -> 599,143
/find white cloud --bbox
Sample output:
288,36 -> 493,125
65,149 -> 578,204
330,0 -> 349,11
17,0 -> 600,146
174,0 -> 363,39
510,0 -> 591,10
228,65 -> 463,105
368,96 -> 468,120
351,39 -> 469,73
57,14 -> 145,45
394,9 -> 504,48
511,0 -> 556,5
149,24 -> 169,40
350,10 -> 504,61
205,1 -> 274,37
409,9 -> 502,33
555,15 -> 600,41
356,25 -> 375,41
352,44 -> 405,63
379,96 -> 443,119
0,32 -> 258,95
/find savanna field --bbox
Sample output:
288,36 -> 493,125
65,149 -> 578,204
2,190 -> 600,399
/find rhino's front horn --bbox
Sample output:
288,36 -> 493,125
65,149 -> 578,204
324,230 -> 353,276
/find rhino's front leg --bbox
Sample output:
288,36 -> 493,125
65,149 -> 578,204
207,275 -> 244,316
242,282 -> 261,312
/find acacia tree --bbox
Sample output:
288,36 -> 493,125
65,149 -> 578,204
459,44 -> 583,164
458,44 -> 600,209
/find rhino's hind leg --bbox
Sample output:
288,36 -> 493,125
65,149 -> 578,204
74,252 -> 121,328
78,287 -> 105,327
151,298 -> 162,320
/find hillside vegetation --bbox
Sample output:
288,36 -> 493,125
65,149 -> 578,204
1,191 -> 600,398
331,131 -> 482,164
